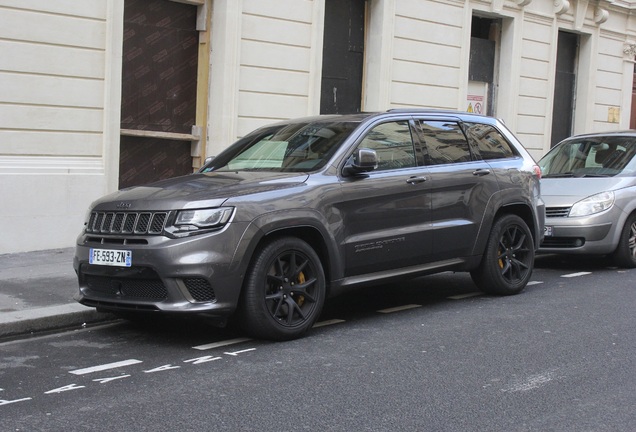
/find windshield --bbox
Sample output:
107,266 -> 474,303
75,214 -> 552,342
201,121 -> 358,173
539,136 -> 636,178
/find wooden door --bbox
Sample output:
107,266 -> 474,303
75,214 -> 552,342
119,0 -> 200,188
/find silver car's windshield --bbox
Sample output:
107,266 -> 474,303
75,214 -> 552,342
206,121 -> 358,173
540,136 -> 636,178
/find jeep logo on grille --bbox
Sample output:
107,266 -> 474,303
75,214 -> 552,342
116,202 -> 132,209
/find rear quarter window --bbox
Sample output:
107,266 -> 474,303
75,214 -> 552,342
463,122 -> 517,160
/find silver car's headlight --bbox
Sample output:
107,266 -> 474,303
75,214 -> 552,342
172,207 -> 234,234
569,191 -> 614,217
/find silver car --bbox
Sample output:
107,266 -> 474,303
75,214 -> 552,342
539,131 -> 636,267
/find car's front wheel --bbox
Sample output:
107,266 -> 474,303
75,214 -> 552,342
611,213 -> 636,268
239,237 -> 326,341
471,214 -> 534,295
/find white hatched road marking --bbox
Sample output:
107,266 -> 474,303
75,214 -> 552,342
561,272 -> 592,278
377,304 -> 421,314
69,359 -> 143,376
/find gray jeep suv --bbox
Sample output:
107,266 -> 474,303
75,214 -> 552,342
74,110 -> 545,340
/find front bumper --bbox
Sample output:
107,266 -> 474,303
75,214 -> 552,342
539,212 -> 617,255
73,223 -> 250,317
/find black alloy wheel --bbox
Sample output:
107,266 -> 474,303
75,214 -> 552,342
471,214 -> 534,295
240,237 -> 326,340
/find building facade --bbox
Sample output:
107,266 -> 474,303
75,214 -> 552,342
1,0 -> 635,254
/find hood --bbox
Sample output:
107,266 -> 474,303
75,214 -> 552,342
540,177 -> 634,207
91,171 -> 309,211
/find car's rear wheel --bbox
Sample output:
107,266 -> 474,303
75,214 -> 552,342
611,213 -> 636,268
471,214 -> 534,295
240,237 -> 326,341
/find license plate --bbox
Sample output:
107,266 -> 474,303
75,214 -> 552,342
89,248 -> 132,267
544,226 -> 553,237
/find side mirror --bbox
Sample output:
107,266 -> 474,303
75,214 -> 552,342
197,156 -> 215,173
342,148 -> 378,177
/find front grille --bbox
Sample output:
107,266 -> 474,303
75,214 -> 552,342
87,211 -> 168,235
85,275 -> 168,301
546,207 -> 571,218
184,278 -> 216,302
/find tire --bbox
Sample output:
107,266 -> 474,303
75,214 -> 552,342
471,214 -> 534,295
611,213 -> 636,268
239,237 -> 326,341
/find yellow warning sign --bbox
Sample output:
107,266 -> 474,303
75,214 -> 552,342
467,94 -> 484,114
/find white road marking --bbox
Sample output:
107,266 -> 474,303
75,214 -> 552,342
224,348 -> 256,356
0,397 -> 32,406
313,319 -> 345,328
561,272 -> 592,278
69,359 -> 143,376
448,292 -> 482,300
184,356 -> 222,365
193,338 -> 252,351
527,281 -> 543,285
377,304 -> 421,314
93,375 -> 131,384
501,370 -> 557,392
45,384 -> 85,394
144,364 -> 180,373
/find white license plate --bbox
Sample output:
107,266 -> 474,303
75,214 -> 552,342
89,248 -> 132,267
544,226 -> 553,237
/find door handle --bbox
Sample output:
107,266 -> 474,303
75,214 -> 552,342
472,169 -> 491,176
406,176 -> 427,185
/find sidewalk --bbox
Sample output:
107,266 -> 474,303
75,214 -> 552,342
0,247 -> 115,340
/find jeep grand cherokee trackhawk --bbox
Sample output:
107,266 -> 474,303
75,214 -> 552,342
74,110 -> 545,340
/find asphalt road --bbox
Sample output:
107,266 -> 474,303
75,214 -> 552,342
1,254 -> 635,431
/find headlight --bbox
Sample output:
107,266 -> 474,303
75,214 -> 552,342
569,191 -> 614,217
172,207 -> 234,233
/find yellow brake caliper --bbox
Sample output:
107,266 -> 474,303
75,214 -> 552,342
296,272 -> 306,306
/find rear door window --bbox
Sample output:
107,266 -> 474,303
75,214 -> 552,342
416,120 -> 472,165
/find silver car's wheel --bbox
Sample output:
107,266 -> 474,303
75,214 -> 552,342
240,237 -> 326,341
611,213 -> 636,268
471,214 -> 534,295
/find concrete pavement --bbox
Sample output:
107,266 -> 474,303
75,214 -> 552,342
0,247 -> 115,340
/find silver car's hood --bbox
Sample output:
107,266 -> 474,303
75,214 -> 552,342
541,177 -> 633,207
91,171 -> 309,211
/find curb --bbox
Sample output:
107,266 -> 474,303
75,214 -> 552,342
0,304 -> 117,339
